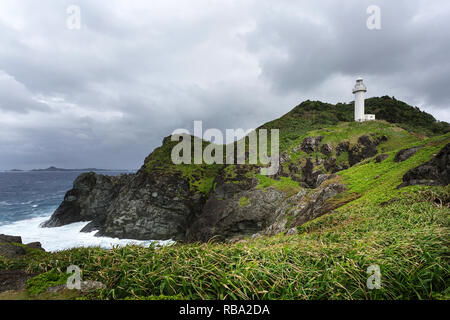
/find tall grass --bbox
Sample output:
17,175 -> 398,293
1,188 -> 447,300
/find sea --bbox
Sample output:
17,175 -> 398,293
0,170 -> 169,252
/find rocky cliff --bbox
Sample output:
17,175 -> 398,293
41,97 -> 450,242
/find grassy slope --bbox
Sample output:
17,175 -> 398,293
1,132 -> 448,301
1,97 -> 449,300
143,97 -> 449,197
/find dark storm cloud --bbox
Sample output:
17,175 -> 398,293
246,0 -> 450,108
0,0 -> 449,170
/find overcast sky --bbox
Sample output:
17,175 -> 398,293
0,0 -> 449,170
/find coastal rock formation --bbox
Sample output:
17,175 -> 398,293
96,168 -> 205,240
399,143 -> 450,187
186,186 -> 286,242
394,147 -> 420,162
262,182 -> 346,235
0,234 -> 45,259
290,183 -> 346,226
0,234 -> 22,244
41,131 -> 386,242
41,172 -> 132,229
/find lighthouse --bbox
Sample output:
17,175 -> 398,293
352,78 -> 375,122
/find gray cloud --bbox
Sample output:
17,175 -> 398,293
0,0 -> 449,170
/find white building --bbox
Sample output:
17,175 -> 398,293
352,78 -> 375,122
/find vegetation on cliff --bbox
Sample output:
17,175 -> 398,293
1,96 -> 449,300
1,186 -> 448,300
142,96 -> 449,199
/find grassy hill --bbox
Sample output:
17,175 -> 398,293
1,97 -> 449,300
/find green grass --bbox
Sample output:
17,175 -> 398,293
339,132 -> 450,205
25,269 -> 70,296
2,98 -> 448,300
255,175 -> 302,196
1,186 -> 447,300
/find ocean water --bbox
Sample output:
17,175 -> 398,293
0,171 -> 169,252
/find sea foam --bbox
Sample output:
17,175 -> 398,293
0,215 -> 172,252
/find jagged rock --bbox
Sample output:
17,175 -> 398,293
41,161 -> 203,240
38,132 -> 386,244
348,135 -> 379,166
394,147 -> 420,162
300,136 -> 323,153
186,186 -> 286,242
324,158 -> 348,174
336,141 -> 350,156
0,235 -> 45,258
324,157 -> 338,173
291,183 -> 347,227
0,235 -> 22,244
262,183 -> 346,235
262,190 -> 307,236
301,158 -> 323,188
97,170 -> 205,240
399,143 -> 450,187
316,174 -> 336,187
320,143 -> 333,155
41,172 -> 132,228
375,154 -> 389,163
275,152 -> 292,179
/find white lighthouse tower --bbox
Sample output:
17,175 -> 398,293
352,78 -> 375,122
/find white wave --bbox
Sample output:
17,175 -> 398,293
0,201 -> 12,206
0,215 -> 173,252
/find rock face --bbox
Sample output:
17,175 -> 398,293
399,143 -> 450,187
300,136 -> 323,153
262,183 -> 346,235
348,135 -> 380,166
97,168 -> 204,240
41,132 -> 389,243
186,184 -> 285,242
394,147 -> 419,162
41,172 -> 132,229
0,235 -> 22,244
290,183 -> 346,226
336,141 -> 350,156
0,234 -> 45,259
320,143 -> 333,156
375,154 -> 389,163
302,158 -> 320,188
